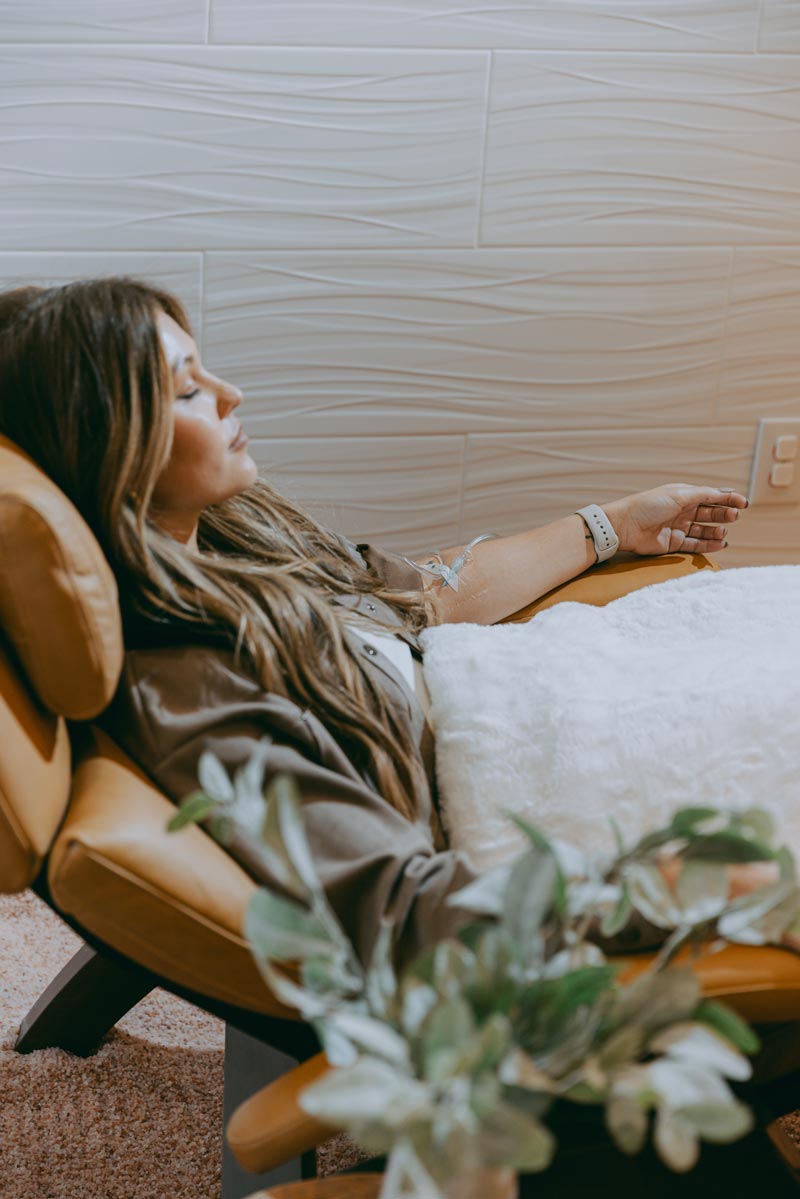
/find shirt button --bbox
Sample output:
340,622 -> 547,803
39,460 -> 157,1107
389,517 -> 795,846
366,602 -> 376,612
364,645 -> 377,656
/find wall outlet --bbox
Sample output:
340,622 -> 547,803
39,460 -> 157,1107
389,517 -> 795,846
748,418 -> 800,506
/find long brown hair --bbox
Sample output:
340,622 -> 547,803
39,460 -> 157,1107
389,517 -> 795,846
0,277 -> 439,818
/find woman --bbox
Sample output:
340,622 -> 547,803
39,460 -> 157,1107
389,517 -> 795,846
0,276 -> 756,969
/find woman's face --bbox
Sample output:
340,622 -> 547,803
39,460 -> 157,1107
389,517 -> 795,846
151,309 -> 258,545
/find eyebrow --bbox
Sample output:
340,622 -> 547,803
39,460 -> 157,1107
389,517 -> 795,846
170,353 -> 196,373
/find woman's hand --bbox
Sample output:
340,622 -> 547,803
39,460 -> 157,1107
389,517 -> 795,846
604,484 -> 749,557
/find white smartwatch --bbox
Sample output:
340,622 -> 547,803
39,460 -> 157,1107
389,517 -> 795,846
575,504 -> 620,564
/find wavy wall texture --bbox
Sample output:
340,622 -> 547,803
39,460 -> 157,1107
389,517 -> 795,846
0,1 -> 798,563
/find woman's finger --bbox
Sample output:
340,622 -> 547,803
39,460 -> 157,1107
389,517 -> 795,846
678,532 -> 728,553
687,523 -> 726,541
692,504 -> 743,523
705,488 -> 749,509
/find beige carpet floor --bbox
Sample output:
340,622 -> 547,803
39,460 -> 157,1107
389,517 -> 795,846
1,889 -> 797,1198
0,890 -> 364,1198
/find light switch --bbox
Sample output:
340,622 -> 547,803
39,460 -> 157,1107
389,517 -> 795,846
749,418 -> 800,505
770,462 -> 795,487
774,434 -> 798,461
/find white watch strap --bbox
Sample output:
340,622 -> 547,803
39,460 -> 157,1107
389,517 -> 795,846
575,504 -> 620,563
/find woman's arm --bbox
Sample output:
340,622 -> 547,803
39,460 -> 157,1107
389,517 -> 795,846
424,485 -> 748,626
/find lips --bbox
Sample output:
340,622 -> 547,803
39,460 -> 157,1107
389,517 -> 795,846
228,422 -> 247,450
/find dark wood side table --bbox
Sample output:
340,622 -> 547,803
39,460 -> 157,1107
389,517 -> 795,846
245,1176 -> 383,1199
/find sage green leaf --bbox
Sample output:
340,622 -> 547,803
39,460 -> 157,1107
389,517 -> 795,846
245,889 -> 333,962
252,954 -> 327,1021
226,737 -> 273,840
379,1141 -> 442,1199
478,1102 -> 556,1173
498,1048 -> 557,1094
609,815 -> 626,855
299,1058 -> 434,1127
649,1022 -> 752,1081
207,813 -> 235,844
611,966 -> 700,1034
473,1013 -> 514,1074
197,750 -> 234,803
693,1001 -> 761,1056
519,966 -> 617,1039
421,997 -> 475,1077
647,1058 -> 734,1108
677,1100 -> 754,1143
623,862 -> 682,929
732,807 -> 777,847
365,918 -> 398,1021
399,980 -> 439,1038
600,881 -> 633,938
432,940 -> 476,1000
319,1022 -> 360,1068
271,774 -> 326,898
733,889 -> 800,946
510,815 -> 568,916
717,877 -> 798,941
669,807 -> 725,836
326,1009 -> 411,1069
448,861 -> 513,916
232,735 -> 272,806
605,1093 -> 648,1155
598,1025 -> 646,1071
502,846 -> 558,948
683,831 -> 775,864
675,860 -> 729,923
542,942 -> 607,980
653,1106 -> 699,1173
166,791 -> 218,831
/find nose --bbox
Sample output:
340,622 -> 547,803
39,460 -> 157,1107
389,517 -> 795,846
213,375 -> 243,414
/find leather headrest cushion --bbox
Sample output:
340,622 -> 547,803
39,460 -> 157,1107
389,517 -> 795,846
0,434 -> 123,719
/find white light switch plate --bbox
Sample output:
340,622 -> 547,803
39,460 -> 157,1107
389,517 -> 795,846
748,418 -> 800,506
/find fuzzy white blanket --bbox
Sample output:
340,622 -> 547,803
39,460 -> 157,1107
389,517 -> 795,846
419,566 -> 800,872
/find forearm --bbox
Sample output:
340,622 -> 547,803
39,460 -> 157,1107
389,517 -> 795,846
427,510 -> 605,626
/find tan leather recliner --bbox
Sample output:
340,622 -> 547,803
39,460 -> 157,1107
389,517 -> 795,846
1,432 -> 798,1196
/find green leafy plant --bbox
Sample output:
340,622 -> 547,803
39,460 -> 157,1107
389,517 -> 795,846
168,740 -> 800,1195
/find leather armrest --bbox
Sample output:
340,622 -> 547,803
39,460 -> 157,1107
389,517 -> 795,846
502,550 -> 720,623
226,1052 -> 335,1174
226,940 -> 800,1176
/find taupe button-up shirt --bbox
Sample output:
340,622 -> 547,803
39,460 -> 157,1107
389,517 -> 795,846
99,536 -> 478,969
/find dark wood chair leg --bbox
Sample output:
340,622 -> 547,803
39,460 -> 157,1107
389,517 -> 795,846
221,1024 -> 317,1199
15,941 -> 158,1057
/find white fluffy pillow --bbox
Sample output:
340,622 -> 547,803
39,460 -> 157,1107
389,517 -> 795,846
420,566 -> 800,872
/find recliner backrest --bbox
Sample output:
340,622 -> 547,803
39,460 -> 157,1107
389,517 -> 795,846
0,434 -> 125,891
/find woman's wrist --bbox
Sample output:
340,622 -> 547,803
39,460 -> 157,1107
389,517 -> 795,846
601,498 -> 631,554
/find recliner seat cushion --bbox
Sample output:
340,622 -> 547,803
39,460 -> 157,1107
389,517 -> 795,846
47,726 -> 297,1018
0,434 -> 123,721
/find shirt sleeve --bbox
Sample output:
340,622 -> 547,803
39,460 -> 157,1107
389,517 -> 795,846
336,532 -> 427,594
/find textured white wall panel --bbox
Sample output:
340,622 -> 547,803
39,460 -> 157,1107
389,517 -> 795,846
460,426 -> 755,542
0,253 -> 203,337
482,52 -> 800,246
717,248 -> 800,424
204,248 -> 729,437
0,0 -> 207,42
210,1 -> 757,52
759,1 -> 800,50
250,435 -> 463,555
0,47 -> 487,252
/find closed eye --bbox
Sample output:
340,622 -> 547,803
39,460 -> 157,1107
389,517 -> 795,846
178,388 -> 200,401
